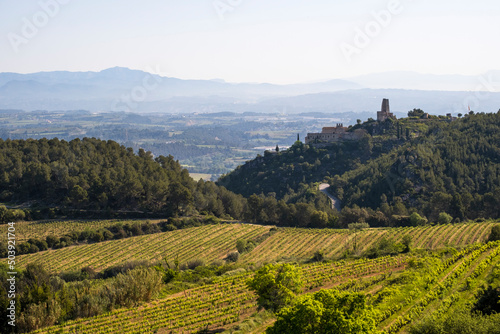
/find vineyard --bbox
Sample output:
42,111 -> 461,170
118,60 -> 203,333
29,240 -> 500,334
8,222 -> 497,274
240,222 -> 497,264
4,220 -> 497,333
11,224 -> 270,272
0,219 -> 161,243
30,255 -> 409,334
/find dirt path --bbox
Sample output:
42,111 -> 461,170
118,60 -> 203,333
319,183 -> 342,212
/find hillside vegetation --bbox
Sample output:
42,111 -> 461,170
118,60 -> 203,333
220,112 -> 500,225
0,137 -> 247,219
0,138 -> 339,229
18,236 -> 500,334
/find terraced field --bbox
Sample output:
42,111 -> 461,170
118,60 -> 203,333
29,241 -> 500,334
0,219 -> 161,242
30,255 -> 409,334
241,222 -> 498,264
10,221 -> 500,333
10,222 -> 497,274
13,223 -> 270,272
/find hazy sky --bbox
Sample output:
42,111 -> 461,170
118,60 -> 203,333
1,0 -> 499,84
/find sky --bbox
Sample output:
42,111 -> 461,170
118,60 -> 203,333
0,0 -> 499,84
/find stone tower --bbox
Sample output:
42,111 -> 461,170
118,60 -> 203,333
381,99 -> 390,113
377,98 -> 395,122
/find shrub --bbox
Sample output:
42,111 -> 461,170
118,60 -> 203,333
488,225 -> 500,242
181,258 -> 206,270
311,249 -> 325,262
438,212 -> 453,224
268,290 -> 378,334
46,235 -> 59,248
409,212 -> 428,226
226,251 -> 240,263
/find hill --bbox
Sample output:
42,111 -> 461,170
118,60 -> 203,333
219,112 -> 500,225
0,137 -> 247,220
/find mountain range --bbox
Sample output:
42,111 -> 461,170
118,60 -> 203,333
1,67 -> 499,114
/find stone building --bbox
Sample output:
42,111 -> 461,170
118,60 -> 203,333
377,98 -> 396,122
305,124 -> 365,144
305,98 -> 394,145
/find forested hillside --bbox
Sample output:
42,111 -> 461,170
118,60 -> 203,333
220,112 -> 500,225
218,136 -> 384,199
0,138 -> 338,228
338,112 -> 500,221
0,138 -> 245,219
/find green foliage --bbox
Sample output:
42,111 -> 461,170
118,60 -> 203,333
408,108 -> 425,118
402,234 -> 412,253
247,263 -> 304,313
409,212 -> 428,226
0,205 -> 26,223
488,224 -> 500,242
267,289 -> 378,334
0,138 -> 247,220
311,249 -> 325,262
473,285 -> 500,315
363,237 -> 402,258
438,212 -> 453,224
226,251 -> 240,263
236,239 -> 256,254
410,308 -> 500,334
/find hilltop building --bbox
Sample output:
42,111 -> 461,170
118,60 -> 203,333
305,124 -> 365,144
305,98 -> 395,145
377,98 -> 396,122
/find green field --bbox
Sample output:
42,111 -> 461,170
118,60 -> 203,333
4,221 -> 498,334
29,241 -> 500,334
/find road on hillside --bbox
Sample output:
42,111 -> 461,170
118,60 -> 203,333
319,183 -> 342,212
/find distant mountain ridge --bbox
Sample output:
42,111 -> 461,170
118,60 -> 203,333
1,67 -> 499,113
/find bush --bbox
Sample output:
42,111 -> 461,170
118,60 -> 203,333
268,290 -> 378,334
364,237 -> 400,258
236,239 -> 256,254
46,235 -> 59,248
311,249 -> 325,262
474,285 -> 500,315
226,251 -> 240,263
438,212 -> 453,224
99,260 -> 150,279
402,234 -> 412,253
409,212 -> 428,226
488,225 -> 500,242
111,268 -> 163,307
181,258 -> 206,270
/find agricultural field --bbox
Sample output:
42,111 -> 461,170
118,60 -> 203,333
0,219 -> 162,243
9,222 -> 497,274
12,223 -> 270,273
189,173 -> 214,181
29,240 -> 500,334
30,255 -> 409,334
240,222 -> 497,264
6,220 -> 499,333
